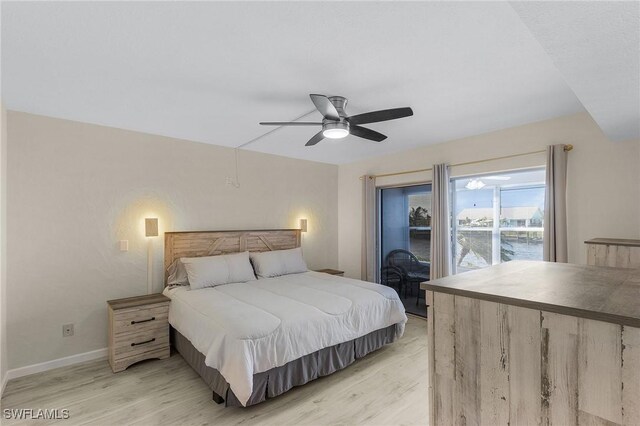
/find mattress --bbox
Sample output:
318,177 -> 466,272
163,271 -> 407,406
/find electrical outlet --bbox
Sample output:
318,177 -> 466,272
62,323 -> 74,337
225,177 -> 233,185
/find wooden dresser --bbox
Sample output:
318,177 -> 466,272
585,238 -> 640,268
107,293 -> 170,373
423,261 -> 640,426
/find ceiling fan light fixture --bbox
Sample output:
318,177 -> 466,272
322,121 -> 349,139
323,128 -> 349,139
465,179 -> 486,190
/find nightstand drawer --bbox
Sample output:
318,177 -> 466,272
113,327 -> 169,358
112,304 -> 169,335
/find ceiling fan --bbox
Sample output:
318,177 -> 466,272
465,175 -> 512,190
259,94 -> 413,146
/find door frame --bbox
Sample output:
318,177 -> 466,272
377,181 -> 432,283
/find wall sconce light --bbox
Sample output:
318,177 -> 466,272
145,218 -> 159,237
299,219 -> 308,233
145,218 -> 159,294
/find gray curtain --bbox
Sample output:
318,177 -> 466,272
543,145 -> 568,262
361,175 -> 377,282
430,164 -> 451,279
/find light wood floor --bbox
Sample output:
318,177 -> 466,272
1,316 -> 428,426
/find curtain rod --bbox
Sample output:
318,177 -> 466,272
360,144 -> 573,180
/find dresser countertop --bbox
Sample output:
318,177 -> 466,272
584,237 -> 640,247
421,260 -> 640,327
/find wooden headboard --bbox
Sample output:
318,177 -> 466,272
163,229 -> 301,285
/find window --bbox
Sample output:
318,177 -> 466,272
380,184 -> 432,265
408,192 -> 432,262
451,169 -> 545,274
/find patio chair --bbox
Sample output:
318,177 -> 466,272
384,249 -> 430,305
380,265 -> 405,295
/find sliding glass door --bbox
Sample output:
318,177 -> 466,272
451,169 -> 545,274
379,184 -> 432,316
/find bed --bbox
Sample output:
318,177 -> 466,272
162,229 -> 408,407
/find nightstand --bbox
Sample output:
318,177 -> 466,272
107,293 -> 170,373
314,268 -> 345,276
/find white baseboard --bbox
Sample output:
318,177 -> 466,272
5,347 -> 108,384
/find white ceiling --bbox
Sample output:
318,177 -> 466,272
0,2 -> 634,165
511,1 -> 640,142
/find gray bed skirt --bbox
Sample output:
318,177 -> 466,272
172,323 -> 403,407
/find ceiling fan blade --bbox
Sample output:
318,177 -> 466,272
348,107 -> 413,125
259,122 -> 322,126
350,125 -> 387,142
305,130 -> 325,146
309,94 -> 340,120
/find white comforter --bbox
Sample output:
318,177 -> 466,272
163,271 -> 407,406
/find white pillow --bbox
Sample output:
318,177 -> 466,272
181,251 -> 256,290
167,259 -> 189,286
250,248 -> 308,278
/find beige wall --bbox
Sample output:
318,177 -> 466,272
338,112 -> 640,278
6,111 -> 339,369
6,109 -> 640,371
1,103 -> 7,390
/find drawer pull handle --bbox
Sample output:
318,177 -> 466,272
131,317 -> 155,325
131,338 -> 156,347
